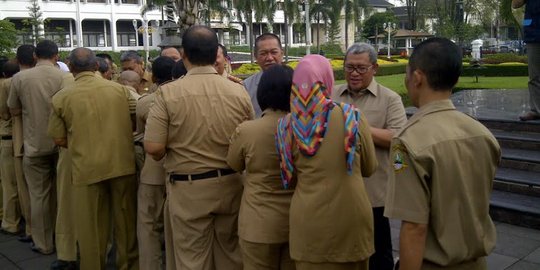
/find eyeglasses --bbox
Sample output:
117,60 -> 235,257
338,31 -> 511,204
344,65 -> 373,74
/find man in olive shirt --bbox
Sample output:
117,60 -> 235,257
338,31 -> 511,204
121,50 -> 153,94
333,43 -> 407,270
8,40 -> 65,255
145,25 -> 254,270
385,38 -> 499,269
48,48 -> 138,269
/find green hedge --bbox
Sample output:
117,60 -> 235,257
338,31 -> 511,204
461,64 -> 528,77
333,64 -> 407,81
57,49 -> 161,66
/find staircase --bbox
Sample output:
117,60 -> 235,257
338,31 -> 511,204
482,119 -> 540,229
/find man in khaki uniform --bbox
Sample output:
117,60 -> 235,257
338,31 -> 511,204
121,51 -> 153,94
136,56 -> 175,270
145,25 -> 254,270
384,38 -> 499,270
8,40 -> 64,255
160,47 -> 181,62
1,45 -> 35,243
48,48 -> 138,270
0,61 -> 20,235
332,43 -> 407,270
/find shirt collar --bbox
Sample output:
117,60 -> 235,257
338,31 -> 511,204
35,60 -> 55,67
397,99 -> 456,137
74,71 -> 96,80
187,66 -> 218,75
338,78 -> 379,98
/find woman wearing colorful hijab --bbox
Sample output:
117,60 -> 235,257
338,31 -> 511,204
227,64 -> 296,270
276,55 -> 378,270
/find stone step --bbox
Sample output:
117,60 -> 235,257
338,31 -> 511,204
481,118 -> 540,133
494,168 -> 540,197
491,129 -> 540,151
490,190 -> 540,229
501,147 -> 540,165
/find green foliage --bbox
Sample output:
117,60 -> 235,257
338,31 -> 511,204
482,53 -> 528,64
0,20 -> 18,56
23,0 -> 45,45
461,64 -> 528,77
362,11 -> 398,40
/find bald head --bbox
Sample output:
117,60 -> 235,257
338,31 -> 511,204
118,70 -> 141,89
68,47 -> 97,74
161,47 -> 181,62
182,25 -> 218,65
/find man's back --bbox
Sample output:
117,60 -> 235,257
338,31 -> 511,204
8,61 -> 64,157
146,66 -> 254,174
51,71 -> 135,185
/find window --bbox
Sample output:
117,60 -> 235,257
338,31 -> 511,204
83,33 -> 110,47
117,33 -> 137,46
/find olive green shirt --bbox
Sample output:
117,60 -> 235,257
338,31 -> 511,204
333,79 -> 407,207
0,78 -> 13,136
227,109 -> 294,244
385,99 -> 499,268
145,66 -> 254,174
48,71 -> 136,186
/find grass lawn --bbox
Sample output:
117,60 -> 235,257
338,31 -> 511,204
336,75 -> 529,95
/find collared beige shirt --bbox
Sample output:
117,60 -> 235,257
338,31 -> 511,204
227,109 -> 293,244
8,60 -> 66,157
384,99 -> 499,267
333,79 -> 407,207
145,65 -> 254,174
48,71 -> 136,186
289,106 -> 378,262
0,78 -> 13,136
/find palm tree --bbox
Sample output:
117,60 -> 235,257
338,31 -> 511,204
283,0 -> 301,61
343,0 -> 367,49
324,0 -> 344,44
310,0 -> 331,53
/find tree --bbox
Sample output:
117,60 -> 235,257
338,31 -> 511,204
283,0 -> 301,61
310,0 -> 331,53
400,0 -> 419,30
362,11 -> 398,43
0,20 -> 17,56
343,0 -> 368,49
324,0 -> 344,44
23,0 -> 45,45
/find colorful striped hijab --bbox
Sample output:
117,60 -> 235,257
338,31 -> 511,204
275,55 -> 361,189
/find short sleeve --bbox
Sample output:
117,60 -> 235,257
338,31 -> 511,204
47,96 -> 67,139
227,125 -> 246,172
357,110 -> 378,177
7,77 -> 21,109
385,94 -> 407,132
144,89 -> 169,144
384,139 -> 430,224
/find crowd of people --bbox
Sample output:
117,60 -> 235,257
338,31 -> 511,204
0,24 -> 501,270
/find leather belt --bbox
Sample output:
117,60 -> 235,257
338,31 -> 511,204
169,168 -> 236,182
1,135 -> 12,140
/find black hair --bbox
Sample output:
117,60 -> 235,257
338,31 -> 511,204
152,56 -> 175,85
2,60 -> 20,78
0,57 -> 8,78
120,50 -> 142,63
218,44 -> 228,58
257,64 -> 293,112
254,33 -> 282,54
96,57 -> 109,73
172,60 -> 187,79
409,37 -> 462,91
68,48 -> 97,73
16,45 -> 36,66
181,25 -> 218,66
35,40 -> 58,59
96,53 -> 113,62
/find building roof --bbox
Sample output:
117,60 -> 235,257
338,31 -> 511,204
368,0 -> 394,8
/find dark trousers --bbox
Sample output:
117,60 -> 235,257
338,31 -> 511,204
369,207 -> 394,270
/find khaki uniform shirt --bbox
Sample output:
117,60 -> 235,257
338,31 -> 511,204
384,99 -> 499,268
0,78 -> 13,136
145,66 -> 254,174
141,71 -> 153,94
48,71 -> 136,186
227,109 -> 293,244
137,92 -> 165,185
8,60 -> 66,157
289,106 -> 378,262
333,79 -> 407,207
0,77 -> 23,157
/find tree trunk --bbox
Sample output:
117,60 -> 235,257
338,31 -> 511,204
284,11 -> 289,62
316,13 -> 320,54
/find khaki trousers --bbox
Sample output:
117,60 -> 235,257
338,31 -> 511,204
23,153 -> 58,253
74,174 -> 139,270
1,139 -> 20,232
13,116 -> 30,236
163,197 -> 176,270
137,183 -> 165,270
55,148 -> 76,261
239,239 -> 295,270
295,259 -> 368,270
166,173 -> 243,270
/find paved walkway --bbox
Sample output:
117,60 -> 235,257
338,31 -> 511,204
0,220 -> 538,269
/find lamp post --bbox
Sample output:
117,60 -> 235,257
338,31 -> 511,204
305,0 -> 311,55
143,14 -> 149,68
383,22 -> 396,59
132,19 -> 139,47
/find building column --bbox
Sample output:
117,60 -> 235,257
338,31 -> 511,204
75,0 -> 83,47
110,0 -> 117,51
287,24 -> 293,47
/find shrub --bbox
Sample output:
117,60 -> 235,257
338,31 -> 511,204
482,53 -> 528,64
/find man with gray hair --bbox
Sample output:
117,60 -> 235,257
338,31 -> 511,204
120,50 -> 153,93
48,47 -> 139,269
332,42 -> 407,270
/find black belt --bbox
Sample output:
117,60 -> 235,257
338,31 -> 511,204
134,141 -> 143,147
1,135 -> 12,140
169,168 -> 236,182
